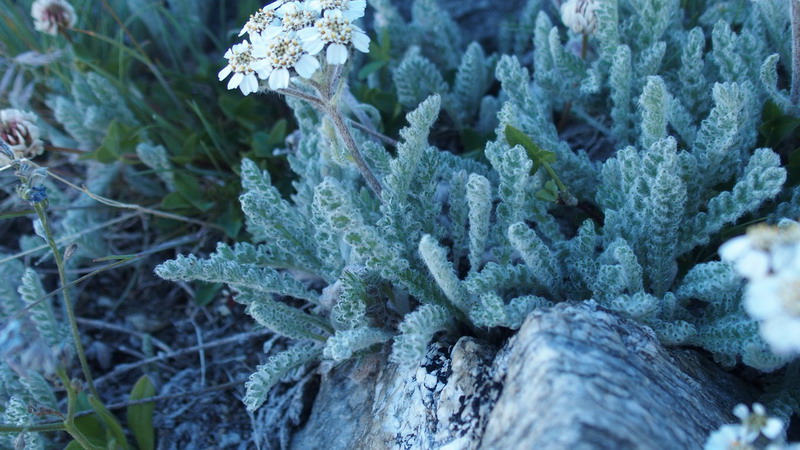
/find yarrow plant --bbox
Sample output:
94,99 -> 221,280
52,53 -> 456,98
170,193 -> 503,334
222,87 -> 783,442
219,0 -> 379,196
30,0 -> 76,36
0,109 -> 44,165
158,0 -> 800,428
720,221 -> 800,356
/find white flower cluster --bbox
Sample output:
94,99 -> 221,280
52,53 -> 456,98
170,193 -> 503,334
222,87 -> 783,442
705,403 -> 788,450
31,0 -> 76,36
719,221 -> 800,356
0,109 -> 44,165
560,0 -> 599,35
219,0 -> 370,95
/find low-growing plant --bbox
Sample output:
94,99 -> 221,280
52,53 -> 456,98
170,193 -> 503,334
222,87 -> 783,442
156,0 -> 800,422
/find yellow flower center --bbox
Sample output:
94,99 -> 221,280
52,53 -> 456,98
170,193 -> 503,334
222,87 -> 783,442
229,44 -> 256,73
283,9 -> 315,31
246,9 -> 276,33
315,15 -> 353,44
267,36 -> 304,68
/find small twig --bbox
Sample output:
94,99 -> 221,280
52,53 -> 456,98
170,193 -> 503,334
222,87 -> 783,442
276,87 -> 326,108
44,168 -> 223,230
0,212 -> 138,266
94,329 -> 272,387
75,317 -> 173,353
349,120 -> 398,147
189,312 -> 207,387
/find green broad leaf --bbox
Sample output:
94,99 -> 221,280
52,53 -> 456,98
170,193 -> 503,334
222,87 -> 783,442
535,180 -> 559,202
64,440 -> 84,450
175,133 -> 202,163
127,375 -> 157,450
193,282 -> 223,307
218,94 -> 260,132
83,121 -> 140,163
74,394 -> 106,447
173,172 -> 215,212
251,132 -> 271,157
88,395 -> 129,450
759,100 -> 800,148
357,87 -> 399,115
504,125 -> 557,174
358,61 -> 386,80
216,201 -> 244,239
160,191 -> 193,211
267,119 -> 288,148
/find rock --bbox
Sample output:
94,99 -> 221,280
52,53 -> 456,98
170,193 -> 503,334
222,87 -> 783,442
290,302 -> 754,449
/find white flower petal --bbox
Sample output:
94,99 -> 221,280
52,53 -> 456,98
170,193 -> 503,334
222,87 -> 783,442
294,54 -> 320,78
269,68 -> 290,90
705,425 -> 747,450
228,72 -> 244,90
734,250 -> 770,279
762,418 -> 783,439
218,65 -> 232,81
241,74 -> 259,95
304,36 -> 325,55
719,236 -> 752,263
296,27 -> 318,41
351,29 -> 370,53
732,404 -> 749,420
761,315 -> 800,355
263,25 -> 283,40
744,282 -> 784,320
326,43 -> 348,64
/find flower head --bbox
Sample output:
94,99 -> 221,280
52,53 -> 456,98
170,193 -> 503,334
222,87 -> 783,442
0,109 -> 44,164
277,2 -> 318,32
745,271 -> 800,355
31,0 -> 76,36
308,0 -> 367,20
733,403 -> 784,441
705,424 -> 754,450
239,7 -> 281,38
297,9 -> 370,65
720,221 -> 800,356
560,0 -> 599,35
218,39 -> 273,96
719,223 -> 800,280
257,34 -> 320,89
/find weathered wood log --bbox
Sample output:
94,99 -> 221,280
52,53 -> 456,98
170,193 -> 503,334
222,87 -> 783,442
291,302 -> 755,449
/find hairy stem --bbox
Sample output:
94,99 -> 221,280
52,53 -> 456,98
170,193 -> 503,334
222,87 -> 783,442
326,106 -> 384,197
59,369 -> 104,450
34,204 -> 100,401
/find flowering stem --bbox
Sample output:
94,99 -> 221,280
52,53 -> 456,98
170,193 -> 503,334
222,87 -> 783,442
33,203 -> 100,401
277,76 -> 383,197
792,0 -> 800,105
325,105 -> 383,197
0,422 -> 66,433
59,368 -> 105,450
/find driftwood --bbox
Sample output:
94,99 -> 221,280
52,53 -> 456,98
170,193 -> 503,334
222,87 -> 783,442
291,302 -> 754,449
